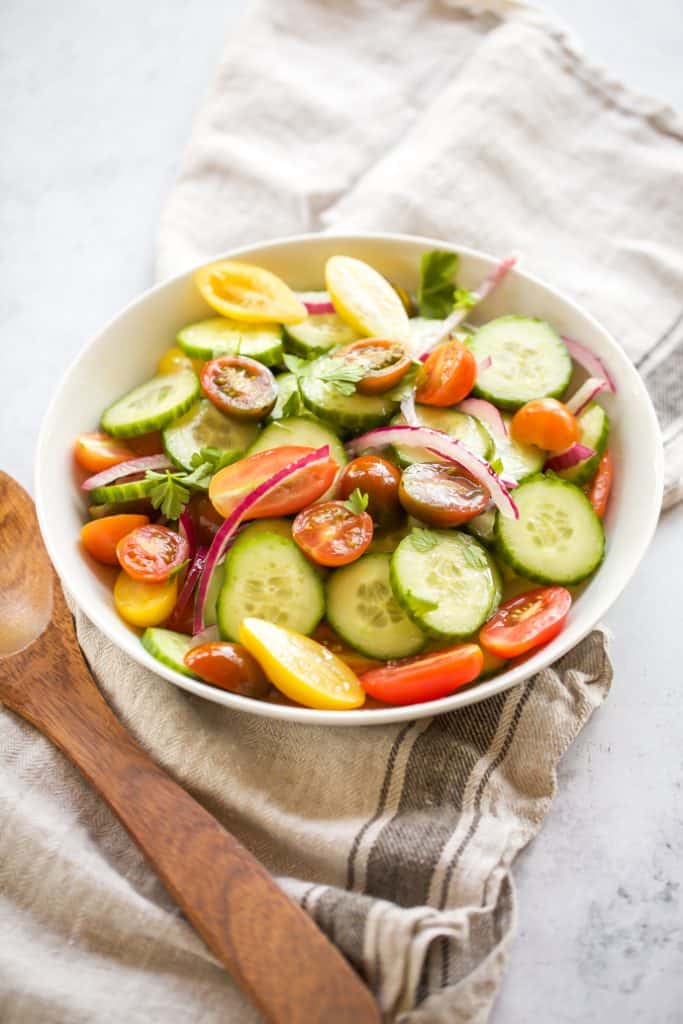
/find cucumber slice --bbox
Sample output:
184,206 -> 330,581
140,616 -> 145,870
390,530 -> 500,639
217,531 -> 324,641
203,562 -> 225,628
299,357 -> 398,435
470,317 -> 571,410
557,403 -> 609,485
465,508 -> 497,546
141,628 -> 198,678
283,314 -> 360,358
326,553 -> 425,660
90,478 -> 157,505
177,317 -> 283,366
101,369 -> 200,437
391,405 -> 493,465
492,413 -> 545,482
247,416 -> 347,467
204,525 -> 291,626
162,399 -> 260,470
495,475 -> 604,584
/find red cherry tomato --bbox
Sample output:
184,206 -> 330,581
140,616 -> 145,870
74,432 -> 135,473
586,450 -> 613,518
510,399 -> 578,452
337,338 -> 412,395
359,643 -> 484,705
479,586 -> 572,659
201,355 -> 277,419
415,338 -> 477,406
184,642 -> 270,698
80,513 -> 150,565
127,431 -> 165,456
398,462 -> 489,527
292,500 -> 373,566
209,446 -> 338,519
116,524 -> 189,583
337,455 -> 402,527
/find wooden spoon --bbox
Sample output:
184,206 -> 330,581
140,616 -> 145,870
0,472 -> 380,1024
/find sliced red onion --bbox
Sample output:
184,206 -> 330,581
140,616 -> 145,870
415,254 -> 518,358
457,397 -> 507,437
562,337 -> 616,393
81,454 -> 172,492
178,509 -> 196,560
475,254 -> 518,303
566,376 -> 609,416
347,426 -> 517,519
189,625 -> 220,647
169,545 -> 208,628
545,443 -> 596,472
193,445 -> 331,632
297,291 -> 336,315
400,392 -> 419,426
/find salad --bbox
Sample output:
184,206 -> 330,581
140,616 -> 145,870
74,250 -> 614,711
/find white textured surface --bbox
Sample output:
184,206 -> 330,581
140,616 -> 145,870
1,1 -> 681,1021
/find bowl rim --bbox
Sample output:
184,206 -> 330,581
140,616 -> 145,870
35,231 -> 664,726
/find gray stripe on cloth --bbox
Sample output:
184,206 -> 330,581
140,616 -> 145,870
643,328 -> 683,435
347,720 -> 420,891
437,682 -> 536,912
364,694 -> 507,908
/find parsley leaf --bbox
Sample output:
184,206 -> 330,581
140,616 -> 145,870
317,358 -> 368,396
409,527 -> 439,552
282,353 -> 309,376
418,250 -> 460,318
183,447 -> 240,489
280,386 -> 303,418
405,591 -> 439,616
343,488 -> 369,515
146,471 -> 191,520
462,543 -> 489,569
453,288 -> 477,311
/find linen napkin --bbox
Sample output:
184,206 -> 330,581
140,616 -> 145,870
2,2 -> 681,1023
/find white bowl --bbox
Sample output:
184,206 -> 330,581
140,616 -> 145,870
35,233 -> 663,726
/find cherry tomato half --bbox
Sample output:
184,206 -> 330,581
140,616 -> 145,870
201,355 -> 277,420
189,492 -> 225,547
415,338 -> 477,406
586,450 -> 613,518
338,455 -> 402,527
511,398 -> 578,452
74,432 -> 135,473
127,431 -> 164,457
337,338 -> 412,395
359,643 -> 483,705
209,446 -> 338,519
81,513 -> 150,565
184,642 -> 271,698
116,524 -> 189,583
479,586 -> 572,659
398,462 -> 489,527
292,500 -> 373,567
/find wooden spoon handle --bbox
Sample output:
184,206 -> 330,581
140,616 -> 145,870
13,636 -> 380,1023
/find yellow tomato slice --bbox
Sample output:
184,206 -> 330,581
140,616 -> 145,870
114,571 -> 178,628
158,346 -> 203,377
238,617 -> 366,710
195,260 -> 307,325
325,256 -> 410,343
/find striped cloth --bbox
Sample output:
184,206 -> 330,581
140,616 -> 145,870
2,1 -> 680,1022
